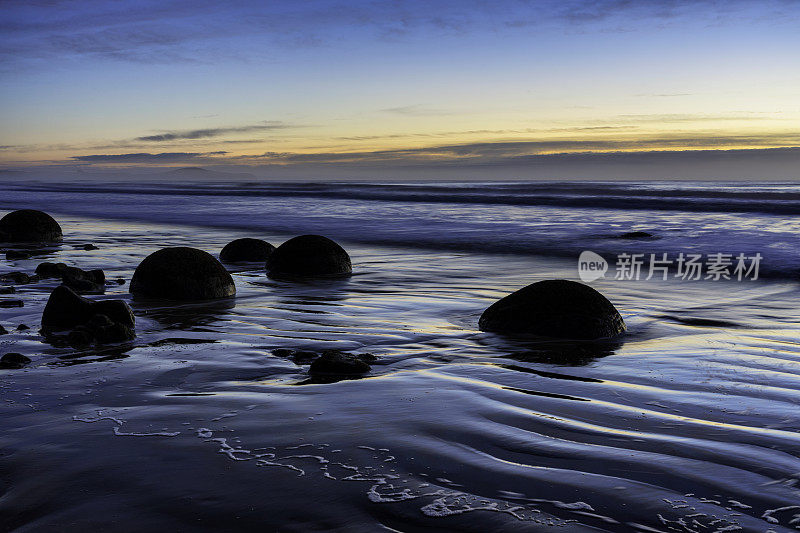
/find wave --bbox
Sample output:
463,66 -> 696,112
10,180 -> 800,215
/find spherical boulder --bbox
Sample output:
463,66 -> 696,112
266,235 -> 352,279
0,210 -> 62,243
130,247 -> 235,300
219,238 -> 275,263
479,279 -> 626,340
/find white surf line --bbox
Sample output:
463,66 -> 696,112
72,410 -> 180,437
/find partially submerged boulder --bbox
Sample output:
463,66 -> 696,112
309,350 -> 375,375
479,279 -> 626,340
0,272 -> 37,284
219,238 -> 275,263
62,268 -> 104,294
35,262 -> 105,293
617,231 -> 657,240
266,235 -> 352,279
42,285 -> 134,331
0,210 -> 62,243
272,348 -> 319,365
274,348 -> 376,374
130,247 -> 236,300
6,250 -> 31,260
0,352 -> 31,369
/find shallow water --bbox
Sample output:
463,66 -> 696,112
1,182 -> 800,532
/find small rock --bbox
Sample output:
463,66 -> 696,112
309,350 -> 372,375
6,250 -> 31,260
617,231 -> 657,240
0,210 -> 62,243
0,272 -> 32,284
0,352 -> 31,369
479,279 -> 626,340
272,348 -> 319,365
130,247 -> 236,300
115,278 -> 125,285
35,263 -> 105,293
35,262 -> 66,278
16,324 -> 29,331
83,244 -> 98,250
0,286 -> 15,294
62,270 -> 105,294
0,325 -> 7,335
220,238 -> 275,263
0,299 -> 23,308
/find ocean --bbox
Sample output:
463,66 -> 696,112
1,180 -> 799,532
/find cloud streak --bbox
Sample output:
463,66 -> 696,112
66,134 -> 800,168
242,134 -> 800,165
135,122 -> 291,142
72,151 -> 227,163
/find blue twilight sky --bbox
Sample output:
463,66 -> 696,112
0,0 -> 799,180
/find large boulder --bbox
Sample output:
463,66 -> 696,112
42,285 -> 134,331
266,235 -> 352,279
219,238 -> 275,263
130,247 -> 235,300
0,210 -> 62,243
479,279 -> 626,340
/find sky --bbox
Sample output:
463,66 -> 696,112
0,0 -> 799,180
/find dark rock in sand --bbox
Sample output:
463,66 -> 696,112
220,238 -> 275,263
35,262 -> 65,278
6,250 -> 31,260
0,287 -> 14,294
479,279 -> 626,340
266,235 -> 352,279
0,299 -> 23,308
0,325 -> 7,335
16,324 -> 29,331
62,268 -> 105,294
42,285 -> 134,331
272,348 -> 320,365
82,244 -> 98,250
0,352 -> 31,369
130,247 -> 235,300
309,350 -> 373,375
35,262 -> 105,293
617,231 -> 657,240
0,272 -> 36,284
0,210 -> 62,243
116,278 -> 125,285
